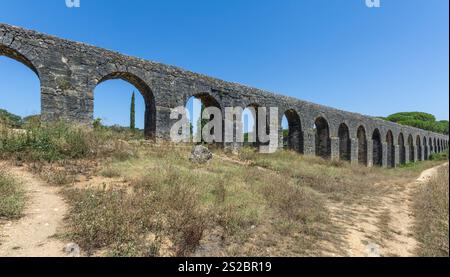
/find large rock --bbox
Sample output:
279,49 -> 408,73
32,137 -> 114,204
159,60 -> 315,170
64,243 -> 81,257
190,145 -> 213,164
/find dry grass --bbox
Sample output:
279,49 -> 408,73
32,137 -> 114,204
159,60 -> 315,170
413,166 -> 449,257
56,144 -> 448,257
0,168 -> 25,219
2,122 -> 446,257
235,148 -> 443,205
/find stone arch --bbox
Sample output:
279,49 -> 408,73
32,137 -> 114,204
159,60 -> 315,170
372,129 -> 382,166
242,103 -> 261,146
0,45 -> 40,77
314,116 -> 331,159
416,136 -> 422,161
283,109 -> 304,153
189,92 -> 223,110
423,137 -> 428,160
386,130 -> 395,168
429,138 -> 433,153
96,72 -> 156,140
434,138 -> 437,153
0,45 -> 41,117
357,125 -> 367,166
398,133 -> 406,165
338,123 -> 351,161
185,92 -> 223,143
408,135 -> 415,162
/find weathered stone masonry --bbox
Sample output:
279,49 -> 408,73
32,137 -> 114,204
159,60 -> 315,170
1,23 -> 448,167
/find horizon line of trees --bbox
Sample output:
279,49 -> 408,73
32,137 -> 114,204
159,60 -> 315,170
2,107 -> 448,136
378,112 -> 448,135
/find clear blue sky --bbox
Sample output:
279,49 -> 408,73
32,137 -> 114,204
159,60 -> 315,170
0,0 -> 448,129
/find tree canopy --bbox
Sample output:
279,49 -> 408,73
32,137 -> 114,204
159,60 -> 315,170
384,112 -> 448,135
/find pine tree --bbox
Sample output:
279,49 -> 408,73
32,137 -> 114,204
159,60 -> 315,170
130,91 -> 135,130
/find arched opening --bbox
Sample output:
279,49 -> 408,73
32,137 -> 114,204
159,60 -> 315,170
314,117 -> 331,159
434,138 -> 437,154
282,109 -> 303,153
338,123 -> 351,161
242,104 -> 259,147
94,72 -> 155,139
357,126 -> 367,166
429,138 -> 433,153
386,130 -> 395,168
0,46 -> 40,127
423,137 -> 428,160
372,129 -> 382,166
416,136 -> 422,161
398,133 -> 406,165
408,135 -> 415,163
185,93 -> 222,144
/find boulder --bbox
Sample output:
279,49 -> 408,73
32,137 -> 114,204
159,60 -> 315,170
189,145 -> 213,164
64,243 -> 81,257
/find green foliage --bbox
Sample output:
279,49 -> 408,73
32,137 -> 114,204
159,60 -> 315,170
93,118 -> 103,130
0,109 -> 22,128
23,115 -> 41,128
387,112 -> 436,123
196,102 -> 208,142
0,121 -> 89,162
429,151 -> 448,161
0,109 -> 41,129
0,121 -> 143,163
130,92 -> 135,130
385,112 -> 448,135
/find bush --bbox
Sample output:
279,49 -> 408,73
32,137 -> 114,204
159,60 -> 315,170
0,121 -> 142,163
0,121 -> 89,162
429,151 -> 448,161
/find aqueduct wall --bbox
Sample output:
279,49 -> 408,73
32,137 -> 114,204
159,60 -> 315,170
1,23 -> 448,167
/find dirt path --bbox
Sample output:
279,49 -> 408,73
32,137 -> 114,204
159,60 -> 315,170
325,163 -> 448,257
0,164 -> 68,257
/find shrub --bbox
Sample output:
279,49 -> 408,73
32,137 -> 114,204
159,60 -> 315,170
0,121 -> 89,162
0,121 -> 142,163
429,151 -> 448,161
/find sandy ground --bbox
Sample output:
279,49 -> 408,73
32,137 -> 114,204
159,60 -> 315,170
0,161 -> 446,257
324,163 -> 448,257
0,164 -> 68,257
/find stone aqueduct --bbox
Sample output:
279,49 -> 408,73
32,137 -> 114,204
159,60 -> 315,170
1,23 -> 448,167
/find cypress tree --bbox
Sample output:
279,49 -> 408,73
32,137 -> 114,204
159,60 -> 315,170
130,91 -> 135,130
